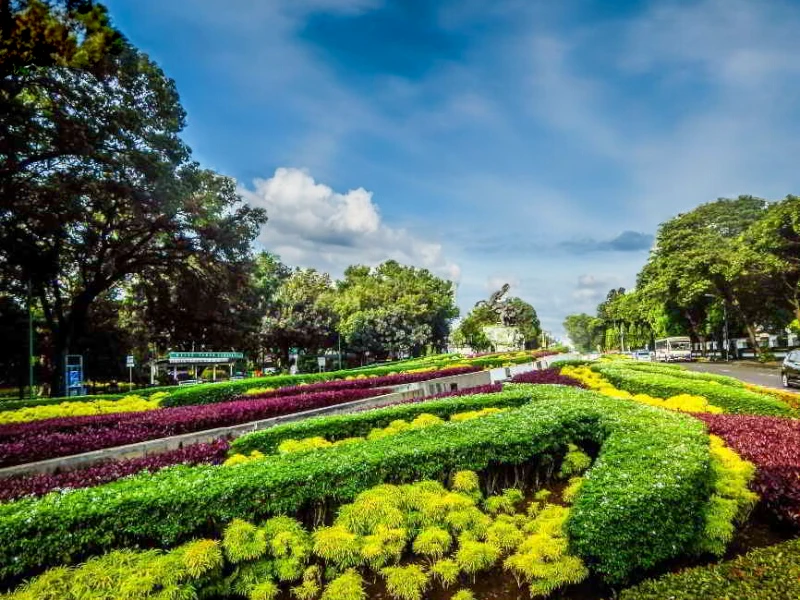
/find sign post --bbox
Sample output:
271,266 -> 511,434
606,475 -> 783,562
317,356 -> 326,373
126,355 -> 135,387
65,355 -> 84,397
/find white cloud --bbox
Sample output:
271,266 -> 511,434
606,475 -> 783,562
240,168 -> 460,281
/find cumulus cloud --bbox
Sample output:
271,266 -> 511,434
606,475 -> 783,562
239,167 -> 461,281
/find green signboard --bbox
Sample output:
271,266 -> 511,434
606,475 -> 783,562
167,351 -> 243,364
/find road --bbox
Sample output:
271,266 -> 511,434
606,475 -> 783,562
682,361 -> 784,390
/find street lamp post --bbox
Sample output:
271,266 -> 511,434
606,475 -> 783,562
27,279 -> 34,399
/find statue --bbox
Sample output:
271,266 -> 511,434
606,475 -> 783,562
474,284 -> 522,327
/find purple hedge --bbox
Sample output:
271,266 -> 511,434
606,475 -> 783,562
0,388 -> 387,467
696,413 -> 800,529
509,368 -> 587,387
0,440 -> 229,502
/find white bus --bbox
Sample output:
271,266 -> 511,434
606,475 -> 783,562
654,337 -> 693,362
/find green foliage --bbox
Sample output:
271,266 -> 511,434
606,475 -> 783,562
559,444 -> 592,478
381,564 -> 430,600
504,502 -> 589,596
594,363 -> 795,416
694,436 -> 758,556
261,268 -> 337,367
248,579 -> 280,600
0,386 -> 714,585
562,478 -> 583,504
455,540 -> 499,575
290,565 -> 321,600
332,261 -> 459,357
451,591 -> 476,600
412,527 -> 452,559
320,569 -> 366,600
451,470 -> 481,497
430,558 -> 461,587
312,526 -> 362,569
563,314 -> 606,353
231,388 -> 532,455
619,538 -> 800,600
223,519 -> 268,564
485,520 -> 524,554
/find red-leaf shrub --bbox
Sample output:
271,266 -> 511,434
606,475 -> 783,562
510,368 -> 587,387
242,365 -> 481,400
0,440 -> 229,502
0,388 -> 387,467
696,413 -> 800,528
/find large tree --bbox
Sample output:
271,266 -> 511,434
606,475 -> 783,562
563,313 -> 604,353
0,1 -> 267,392
261,268 -> 337,368
330,261 -> 459,358
637,196 -> 770,353
742,195 -> 800,327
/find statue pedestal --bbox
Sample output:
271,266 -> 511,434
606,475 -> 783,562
483,325 -> 524,352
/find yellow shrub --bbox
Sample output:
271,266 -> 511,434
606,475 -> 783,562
0,395 -> 160,425
560,366 -> 722,415
223,450 -> 264,467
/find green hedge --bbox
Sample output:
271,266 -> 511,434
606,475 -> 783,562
593,364 -> 795,416
230,388 -> 533,455
619,538 -> 800,599
0,385 -> 711,585
608,361 -> 745,387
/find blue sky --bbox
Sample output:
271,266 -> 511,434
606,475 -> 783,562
105,0 -> 800,338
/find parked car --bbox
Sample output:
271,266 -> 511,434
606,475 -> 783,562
632,350 -> 652,361
782,350 -> 800,388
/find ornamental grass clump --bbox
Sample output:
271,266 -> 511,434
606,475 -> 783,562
430,558 -> 460,587
504,501 -> 589,596
290,566 -> 322,600
558,444 -> 592,478
312,526 -> 362,569
412,527 -> 452,560
381,564 -> 430,600
320,569 -> 366,600
222,519 -> 267,563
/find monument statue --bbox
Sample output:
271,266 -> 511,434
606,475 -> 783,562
474,283 -> 523,327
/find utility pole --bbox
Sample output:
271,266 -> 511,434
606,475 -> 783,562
338,334 -> 342,370
27,279 -> 34,399
723,301 -> 730,362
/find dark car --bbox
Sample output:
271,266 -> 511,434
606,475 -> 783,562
782,350 -> 800,388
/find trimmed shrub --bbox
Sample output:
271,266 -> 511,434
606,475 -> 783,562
619,538 -> 800,600
593,364 -> 795,416
0,385 -> 712,585
230,388 -> 532,455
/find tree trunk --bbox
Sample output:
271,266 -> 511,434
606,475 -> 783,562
743,323 -> 760,358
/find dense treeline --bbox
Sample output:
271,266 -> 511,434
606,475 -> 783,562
565,196 -> 800,355
0,1 -> 460,395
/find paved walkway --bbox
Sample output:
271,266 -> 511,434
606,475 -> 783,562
683,361 -> 785,390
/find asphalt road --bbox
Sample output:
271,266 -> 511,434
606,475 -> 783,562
682,361 -> 785,390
